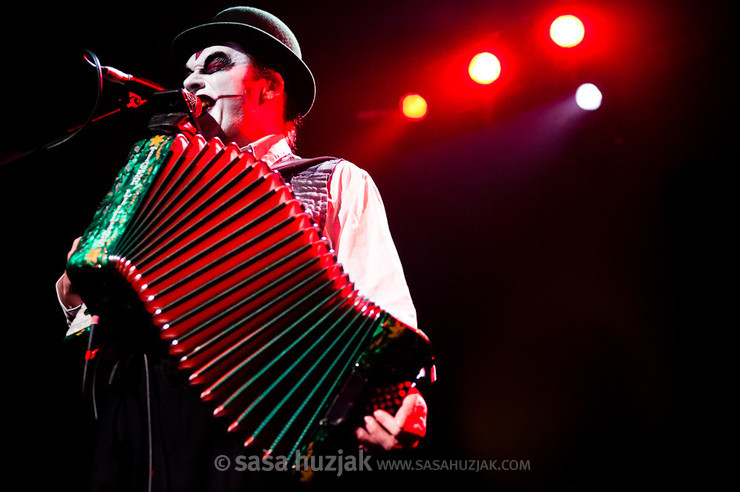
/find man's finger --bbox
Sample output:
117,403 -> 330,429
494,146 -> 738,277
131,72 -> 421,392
373,409 -> 401,437
355,425 -> 371,443
67,236 -> 82,260
357,415 -> 396,451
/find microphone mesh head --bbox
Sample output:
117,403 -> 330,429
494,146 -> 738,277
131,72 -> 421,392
182,90 -> 203,118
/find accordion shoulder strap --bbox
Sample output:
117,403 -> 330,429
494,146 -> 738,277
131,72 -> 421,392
279,156 -> 343,233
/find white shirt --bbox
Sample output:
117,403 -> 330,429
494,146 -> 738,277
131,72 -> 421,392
58,134 -> 417,334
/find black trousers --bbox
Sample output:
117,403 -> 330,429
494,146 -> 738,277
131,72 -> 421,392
86,339 -> 282,492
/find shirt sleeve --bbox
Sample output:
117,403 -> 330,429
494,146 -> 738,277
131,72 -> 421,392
323,160 -> 418,329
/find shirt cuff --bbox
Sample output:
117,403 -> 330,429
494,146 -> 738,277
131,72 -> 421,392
65,307 -> 94,338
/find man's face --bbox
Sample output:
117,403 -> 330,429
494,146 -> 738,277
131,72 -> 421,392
183,43 -> 261,145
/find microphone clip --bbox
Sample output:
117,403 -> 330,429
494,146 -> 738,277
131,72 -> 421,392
124,91 -> 146,110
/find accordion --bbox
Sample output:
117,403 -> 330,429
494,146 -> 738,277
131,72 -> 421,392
66,132 -> 434,461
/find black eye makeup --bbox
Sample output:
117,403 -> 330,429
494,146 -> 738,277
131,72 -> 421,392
203,52 -> 234,74
185,51 -> 235,77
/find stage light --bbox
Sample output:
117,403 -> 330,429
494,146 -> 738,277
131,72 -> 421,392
550,15 -> 585,47
468,52 -> 501,85
400,93 -> 428,121
575,83 -> 602,110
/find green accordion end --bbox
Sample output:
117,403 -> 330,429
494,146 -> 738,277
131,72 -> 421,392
68,134 -> 175,271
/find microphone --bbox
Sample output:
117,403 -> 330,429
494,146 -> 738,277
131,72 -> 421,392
146,89 -> 203,135
101,65 -> 167,92
147,89 -> 203,118
181,90 -> 203,118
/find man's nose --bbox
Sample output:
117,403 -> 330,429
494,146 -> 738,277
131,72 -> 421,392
183,72 -> 204,93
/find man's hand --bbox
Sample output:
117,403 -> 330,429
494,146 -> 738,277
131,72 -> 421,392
354,387 -> 427,452
57,237 -> 83,309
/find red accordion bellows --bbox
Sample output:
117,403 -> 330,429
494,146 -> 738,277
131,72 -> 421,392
67,133 -> 433,461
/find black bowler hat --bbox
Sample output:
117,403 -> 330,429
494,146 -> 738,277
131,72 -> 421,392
172,6 -> 316,117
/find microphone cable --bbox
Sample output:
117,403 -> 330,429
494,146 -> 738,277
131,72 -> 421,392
45,49 -> 105,150
0,49 -> 104,167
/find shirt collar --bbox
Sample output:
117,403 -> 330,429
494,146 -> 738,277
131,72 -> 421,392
241,134 -> 297,170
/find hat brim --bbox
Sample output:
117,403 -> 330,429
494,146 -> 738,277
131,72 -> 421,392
172,22 -> 315,117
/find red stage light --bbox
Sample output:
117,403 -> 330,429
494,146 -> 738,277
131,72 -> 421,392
550,15 -> 585,47
468,52 -> 501,85
400,93 -> 428,121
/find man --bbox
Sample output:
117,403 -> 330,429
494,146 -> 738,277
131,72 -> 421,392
57,6 -> 427,490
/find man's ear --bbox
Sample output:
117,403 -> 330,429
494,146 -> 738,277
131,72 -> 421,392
261,71 -> 285,103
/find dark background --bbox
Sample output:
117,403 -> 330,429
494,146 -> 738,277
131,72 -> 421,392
0,0 -> 733,490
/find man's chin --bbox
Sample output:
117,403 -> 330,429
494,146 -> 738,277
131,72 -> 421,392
196,113 -> 227,142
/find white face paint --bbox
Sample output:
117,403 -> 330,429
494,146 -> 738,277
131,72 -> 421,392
183,43 -> 262,146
